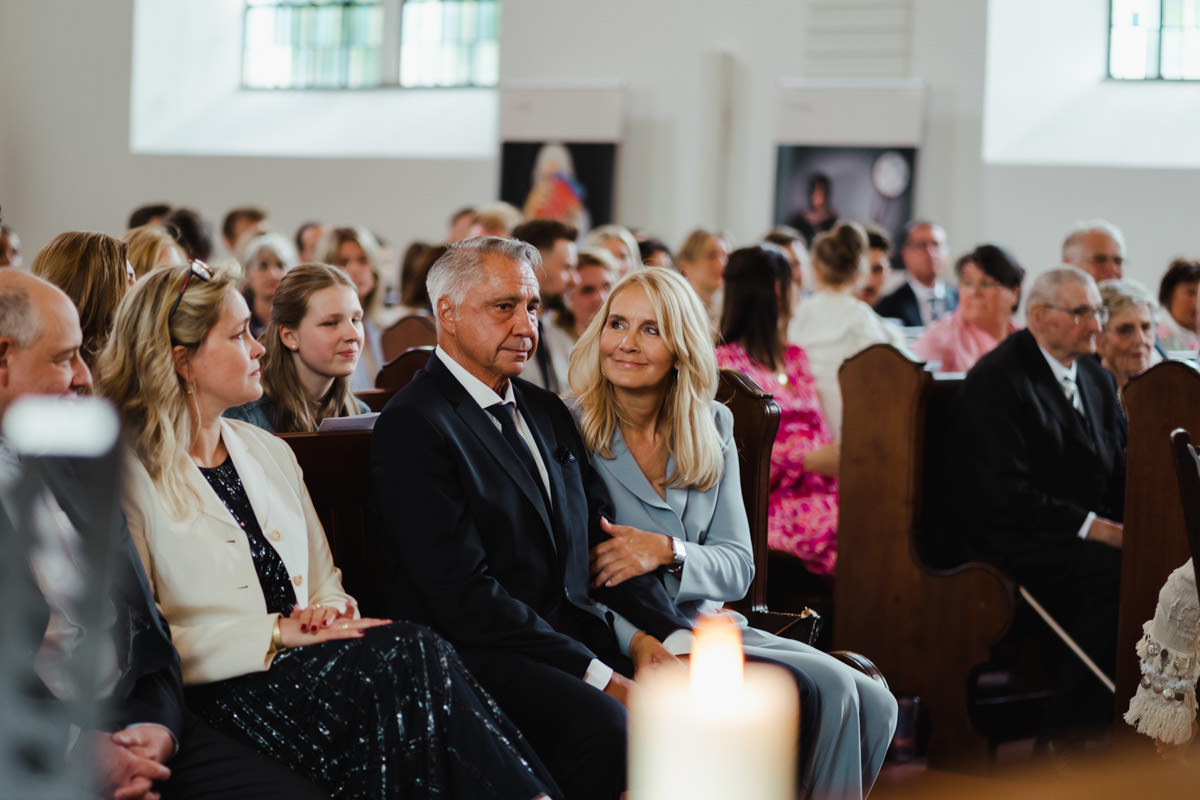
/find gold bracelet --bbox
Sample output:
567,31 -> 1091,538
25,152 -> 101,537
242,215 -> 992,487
270,616 -> 286,655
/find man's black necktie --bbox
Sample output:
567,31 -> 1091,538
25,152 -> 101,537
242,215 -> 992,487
487,402 -> 550,509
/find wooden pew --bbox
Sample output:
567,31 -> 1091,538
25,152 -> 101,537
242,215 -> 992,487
380,314 -> 437,363
836,344 -> 1015,768
376,346 -> 434,391
1113,360 -> 1200,733
280,430 -> 385,617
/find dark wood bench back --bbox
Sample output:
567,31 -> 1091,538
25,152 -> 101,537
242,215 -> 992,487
380,314 -> 437,364
836,344 -> 1014,767
280,430 -> 385,617
715,368 -> 781,613
376,346 -> 434,391
1114,360 -> 1200,727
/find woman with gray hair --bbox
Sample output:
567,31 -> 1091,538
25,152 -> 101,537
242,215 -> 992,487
1097,278 -> 1158,391
240,232 -> 298,338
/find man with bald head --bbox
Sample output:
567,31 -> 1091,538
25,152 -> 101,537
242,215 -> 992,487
960,266 -> 1125,749
0,271 -> 325,800
1062,219 -> 1126,283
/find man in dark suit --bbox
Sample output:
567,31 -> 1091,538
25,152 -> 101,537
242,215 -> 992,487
874,219 -> 958,326
960,266 -> 1124,745
371,237 -> 695,800
0,270 -> 324,800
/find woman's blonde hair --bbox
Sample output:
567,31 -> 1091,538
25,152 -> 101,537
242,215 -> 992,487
96,262 -> 240,518
30,231 -> 129,368
569,267 -> 722,491
123,225 -> 185,279
261,263 -> 362,433
811,222 -> 868,287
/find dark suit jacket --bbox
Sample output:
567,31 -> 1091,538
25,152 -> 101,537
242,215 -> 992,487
7,455 -> 185,740
960,329 -> 1125,567
873,281 -> 958,327
371,353 -> 692,678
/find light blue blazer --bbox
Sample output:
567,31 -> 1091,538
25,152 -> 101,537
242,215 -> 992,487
588,401 -> 754,652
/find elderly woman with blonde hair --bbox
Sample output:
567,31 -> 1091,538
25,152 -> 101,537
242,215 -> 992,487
95,260 -> 556,799
1097,278 -> 1159,391
570,266 -> 896,800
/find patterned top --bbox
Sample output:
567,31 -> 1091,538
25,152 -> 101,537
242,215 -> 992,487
199,456 -> 295,616
715,341 -> 840,574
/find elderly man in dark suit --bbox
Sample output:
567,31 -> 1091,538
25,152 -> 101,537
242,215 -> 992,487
874,219 -> 958,326
0,270 -> 324,800
371,237 -> 699,800
960,265 -> 1125,747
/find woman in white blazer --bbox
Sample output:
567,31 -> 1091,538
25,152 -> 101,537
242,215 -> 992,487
97,261 -> 554,800
569,268 -> 896,800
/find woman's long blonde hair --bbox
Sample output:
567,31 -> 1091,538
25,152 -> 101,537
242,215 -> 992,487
569,267 -> 723,491
261,263 -> 362,433
96,262 -> 240,518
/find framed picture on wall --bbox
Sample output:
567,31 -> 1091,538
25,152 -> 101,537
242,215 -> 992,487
773,144 -> 917,249
499,140 -> 617,233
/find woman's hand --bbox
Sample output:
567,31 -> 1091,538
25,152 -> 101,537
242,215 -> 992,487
803,442 -> 840,478
590,517 -> 673,588
279,601 -> 389,649
630,631 -> 681,675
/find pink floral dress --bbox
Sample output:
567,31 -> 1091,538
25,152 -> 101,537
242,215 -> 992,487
715,342 -> 839,574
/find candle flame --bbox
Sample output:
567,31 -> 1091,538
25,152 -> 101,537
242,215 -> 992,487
690,613 -> 744,701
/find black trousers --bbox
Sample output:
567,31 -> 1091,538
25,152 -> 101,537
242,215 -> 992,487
1005,539 -> 1122,740
461,647 -> 626,800
160,712 -> 328,800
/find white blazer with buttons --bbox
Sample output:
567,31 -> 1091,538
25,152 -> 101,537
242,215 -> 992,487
123,418 -> 353,685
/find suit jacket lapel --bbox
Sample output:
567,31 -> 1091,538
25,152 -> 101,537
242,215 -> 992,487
429,358 -> 557,550
1017,331 -> 1097,454
606,430 -> 690,540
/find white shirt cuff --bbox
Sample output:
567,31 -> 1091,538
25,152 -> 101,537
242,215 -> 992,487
583,658 -> 614,690
662,629 -> 694,656
1077,511 -> 1097,540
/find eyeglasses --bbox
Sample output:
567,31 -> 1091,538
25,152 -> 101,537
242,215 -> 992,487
959,278 -> 1003,291
168,260 -> 213,322
1046,303 -> 1110,326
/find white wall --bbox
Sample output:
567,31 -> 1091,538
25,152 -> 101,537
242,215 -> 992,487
1,0 -> 1197,292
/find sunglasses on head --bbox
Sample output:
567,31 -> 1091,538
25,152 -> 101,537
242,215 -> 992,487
168,260 -> 213,322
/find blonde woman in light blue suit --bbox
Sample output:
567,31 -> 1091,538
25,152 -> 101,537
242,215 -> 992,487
570,267 -> 897,800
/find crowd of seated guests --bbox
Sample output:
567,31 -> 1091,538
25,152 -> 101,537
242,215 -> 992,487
8,189 -> 1200,795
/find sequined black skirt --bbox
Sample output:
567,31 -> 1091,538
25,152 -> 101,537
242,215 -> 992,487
185,622 -> 556,799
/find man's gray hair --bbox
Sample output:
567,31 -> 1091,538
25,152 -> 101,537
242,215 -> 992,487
426,236 -> 543,309
0,285 -> 38,348
1026,266 -> 1096,311
1062,219 -> 1126,259
1098,278 -> 1157,326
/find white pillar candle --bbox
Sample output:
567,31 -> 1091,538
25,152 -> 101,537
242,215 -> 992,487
628,614 -> 799,800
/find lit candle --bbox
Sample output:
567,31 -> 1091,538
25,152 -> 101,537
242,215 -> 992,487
628,614 -> 799,800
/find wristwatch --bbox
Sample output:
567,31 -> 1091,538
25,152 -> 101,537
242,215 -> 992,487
667,537 -> 687,575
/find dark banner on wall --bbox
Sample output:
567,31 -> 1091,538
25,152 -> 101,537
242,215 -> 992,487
773,145 -> 917,249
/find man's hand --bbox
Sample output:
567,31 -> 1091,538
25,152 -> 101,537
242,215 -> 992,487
589,517 -> 673,588
630,631 -> 682,675
111,726 -> 174,767
603,672 -> 636,708
1086,517 -> 1123,548
81,730 -> 171,800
